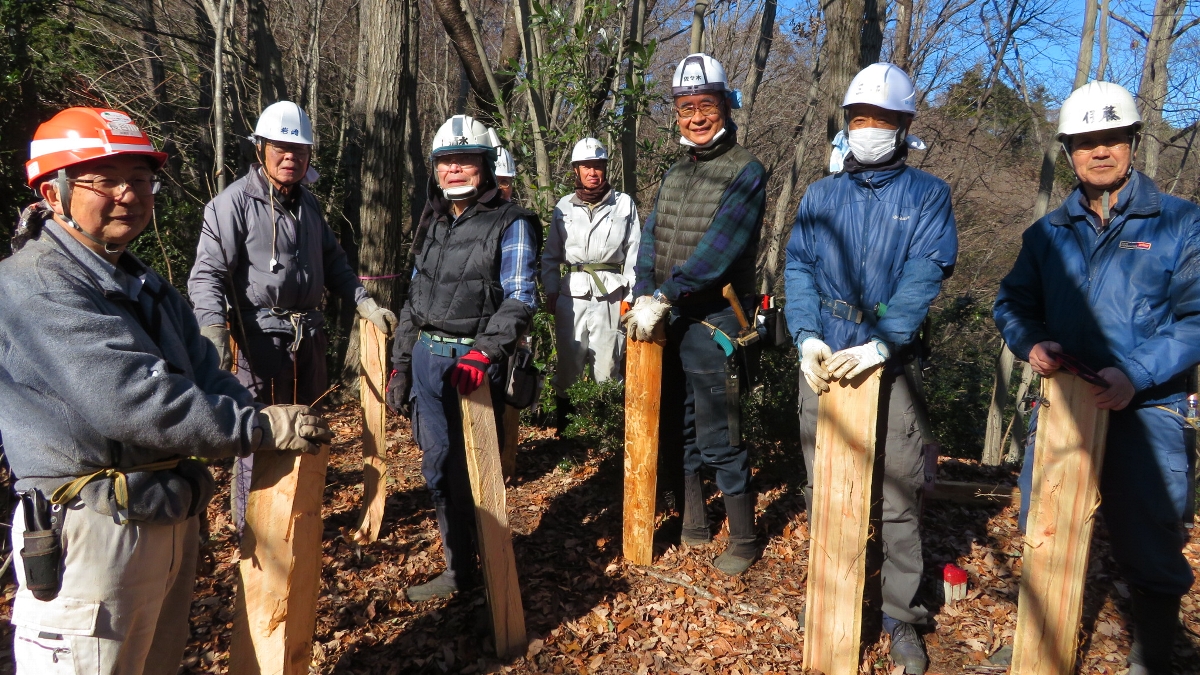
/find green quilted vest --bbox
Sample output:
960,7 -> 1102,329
652,135 -> 761,300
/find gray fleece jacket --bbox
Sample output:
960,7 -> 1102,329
187,166 -> 368,334
0,213 -> 259,523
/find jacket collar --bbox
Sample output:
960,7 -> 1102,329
1048,170 -> 1161,227
41,219 -> 160,301
243,164 -> 308,208
570,189 -> 615,208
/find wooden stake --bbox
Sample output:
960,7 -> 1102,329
1011,373 -> 1108,675
623,325 -> 666,565
353,319 -> 389,545
501,405 -> 520,480
983,344 -> 1017,465
231,444 -> 330,675
803,368 -> 882,675
459,385 -> 527,658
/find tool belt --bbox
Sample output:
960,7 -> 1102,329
45,456 -> 213,526
697,319 -> 760,447
820,296 -> 887,324
419,331 -> 476,358
50,458 -> 184,512
562,262 -> 623,296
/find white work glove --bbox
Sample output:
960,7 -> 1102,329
357,298 -> 399,336
800,338 -> 833,394
620,294 -> 671,341
200,324 -> 233,371
256,405 -> 333,454
826,340 -> 890,381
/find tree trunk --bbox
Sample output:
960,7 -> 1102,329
619,0 -> 646,197
1032,0 -> 1097,220
1096,0 -> 1110,79
138,0 -> 179,181
458,0 -> 511,126
432,0 -> 499,116
733,0 -> 777,134
405,0 -> 428,235
358,0 -> 413,312
247,0 -> 290,111
690,0 -> 710,53
513,0 -> 551,191
212,0 -> 230,192
302,0 -> 323,148
893,0 -> 913,70
1137,0 -> 1186,180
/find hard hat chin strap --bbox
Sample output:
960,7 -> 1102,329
443,185 -> 478,201
55,169 -> 123,255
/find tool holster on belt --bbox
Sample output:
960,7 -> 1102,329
19,489 -> 65,601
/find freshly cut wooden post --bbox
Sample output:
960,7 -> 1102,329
460,385 -> 526,658
231,444 -> 330,675
501,405 -> 520,479
623,324 -> 666,565
1011,373 -> 1109,675
803,368 -> 882,675
353,319 -> 389,545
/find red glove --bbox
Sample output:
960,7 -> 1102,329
449,350 -> 490,395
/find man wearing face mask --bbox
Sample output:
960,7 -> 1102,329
188,101 -> 396,531
543,138 -> 641,437
784,63 -> 958,674
624,53 -> 766,576
995,82 -> 1200,675
386,115 -> 539,601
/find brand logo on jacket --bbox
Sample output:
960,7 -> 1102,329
1119,241 -> 1152,250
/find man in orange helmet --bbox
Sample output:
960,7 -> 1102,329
0,107 -> 331,674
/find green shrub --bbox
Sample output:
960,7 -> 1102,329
563,377 -> 625,455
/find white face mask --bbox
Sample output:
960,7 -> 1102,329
847,127 -> 900,165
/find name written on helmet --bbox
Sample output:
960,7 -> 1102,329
279,127 -> 302,136
100,110 -> 141,137
1081,106 -> 1122,124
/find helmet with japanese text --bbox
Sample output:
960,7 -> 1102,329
254,101 -> 314,145
1056,81 -> 1141,141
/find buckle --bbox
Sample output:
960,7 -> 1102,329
830,300 -> 863,324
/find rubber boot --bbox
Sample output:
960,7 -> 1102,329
713,492 -> 757,575
681,472 -> 710,546
407,504 -> 477,602
555,396 -> 575,439
1127,586 -> 1182,674
883,614 -> 928,674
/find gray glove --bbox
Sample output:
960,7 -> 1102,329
200,324 -> 233,371
256,405 -> 333,454
357,298 -> 398,336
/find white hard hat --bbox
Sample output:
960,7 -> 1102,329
1056,81 -> 1142,140
494,147 -> 516,177
842,63 -> 917,115
571,138 -> 608,164
254,101 -> 314,145
430,114 -> 500,162
672,53 -> 731,98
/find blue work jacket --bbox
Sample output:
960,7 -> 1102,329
994,171 -> 1200,404
784,163 -> 958,353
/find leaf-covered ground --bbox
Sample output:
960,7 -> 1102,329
2,402 -> 1199,674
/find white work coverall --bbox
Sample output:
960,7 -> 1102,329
542,190 -> 640,394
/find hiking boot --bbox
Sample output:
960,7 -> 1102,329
883,614 -> 928,674
713,492 -> 757,575
1128,586 -> 1181,675
406,572 -> 460,602
555,396 -> 574,439
681,472 -> 710,546
407,504 -> 476,602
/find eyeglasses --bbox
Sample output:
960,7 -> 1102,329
675,102 -> 722,119
266,142 -> 312,159
1070,134 -> 1133,154
69,176 -> 162,197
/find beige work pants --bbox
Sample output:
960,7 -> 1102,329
10,501 -> 199,675
552,292 -> 625,394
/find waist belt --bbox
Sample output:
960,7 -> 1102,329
50,458 -> 184,512
250,307 -> 324,351
419,331 -> 475,358
820,297 -> 887,324
563,262 -> 622,296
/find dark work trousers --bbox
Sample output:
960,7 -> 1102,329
410,338 -> 508,580
231,326 -> 330,533
660,306 -> 752,497
798,369 -> 930,624
1019,400 -> 1194,596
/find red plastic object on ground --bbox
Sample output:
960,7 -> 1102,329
943,563 -> 968,602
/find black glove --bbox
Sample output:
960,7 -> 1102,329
386,368 -> 412,417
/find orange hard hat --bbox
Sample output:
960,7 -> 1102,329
25,107 -> 168,187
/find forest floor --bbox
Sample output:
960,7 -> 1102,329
2,401 -> 1199,674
